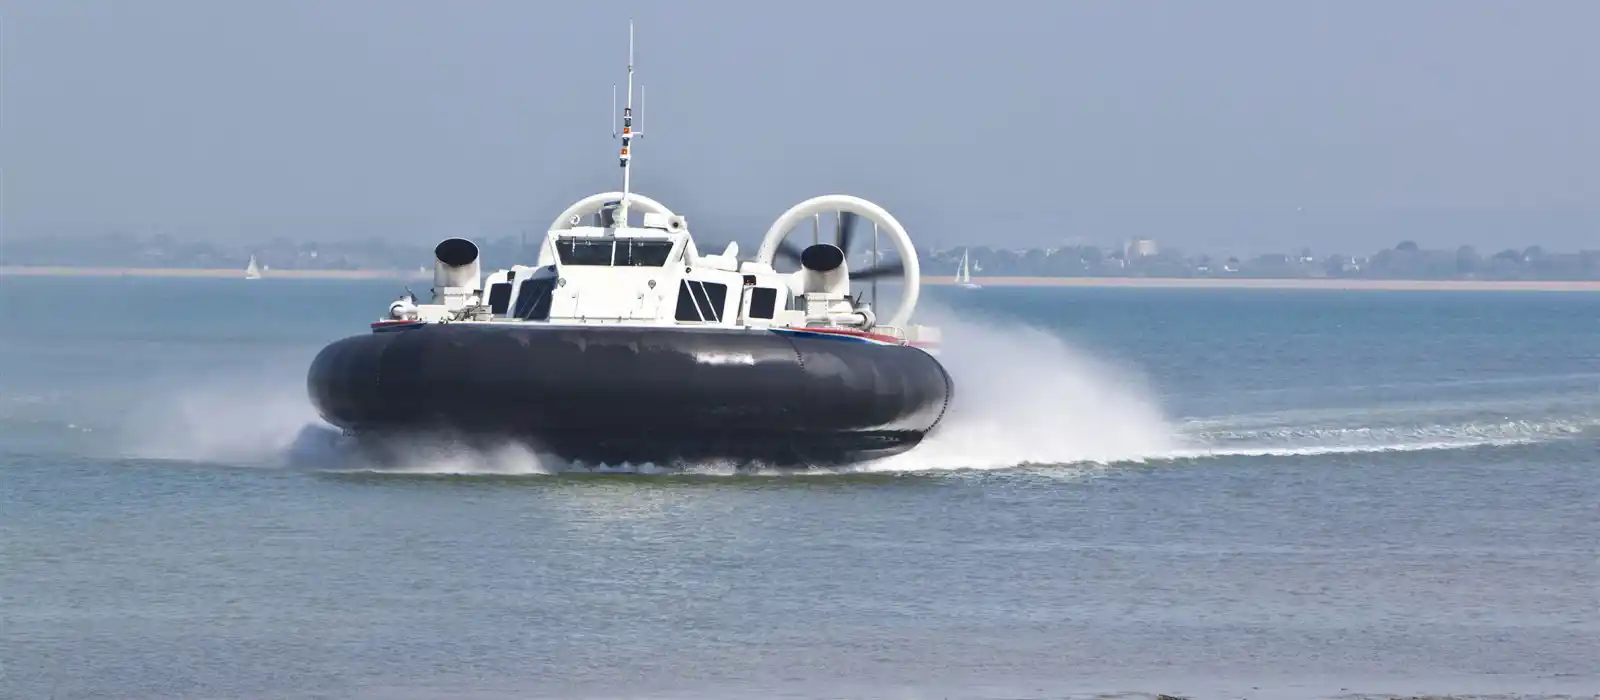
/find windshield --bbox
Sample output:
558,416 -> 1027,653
615,239 -> 674,266
555,238 -> 614,265
553,237 -> 673,266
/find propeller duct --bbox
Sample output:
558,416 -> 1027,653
773,211 -> 904,282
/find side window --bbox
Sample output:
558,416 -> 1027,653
511,279 -> 539,318
699,282 -> 727,320
527,283 -> 554,320
487,282 -> 514,315
747,287 -> 777,319
674,280 -> 729,322
512,278 -> 555,320
674,280 -> 701,321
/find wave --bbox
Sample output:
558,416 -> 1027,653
1161,412 -> 1597,463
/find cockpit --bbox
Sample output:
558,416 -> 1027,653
474,203 -> 798,328
481,230 -> 687,322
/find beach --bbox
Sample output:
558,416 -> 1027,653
926,276 -> 1600,291
5,265 -> 1599,291
0,265 -> 426,281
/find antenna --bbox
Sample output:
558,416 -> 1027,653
615,19 -> 639,226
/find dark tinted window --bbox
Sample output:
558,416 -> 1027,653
699,282 -> 727,321
555,238 -> 613,265
747,287 -> 777,319
674,281 -> 702,321
527,286 -> 554,320
512,278 -> 555,320
674,280 -> 728,322
615,239 -> 674,266
487,282 -> 514,315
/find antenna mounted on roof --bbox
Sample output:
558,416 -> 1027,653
611,19 -> 641,227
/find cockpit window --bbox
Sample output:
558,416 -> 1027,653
555,238 -> 615,265
553,237 -> 674,266
614,239 -> 674,266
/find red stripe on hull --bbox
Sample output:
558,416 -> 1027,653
780,327 -> 906,345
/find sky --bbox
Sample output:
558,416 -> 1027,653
2,0 -> 1595,256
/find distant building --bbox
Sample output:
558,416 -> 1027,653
1124,238 -> 1159,260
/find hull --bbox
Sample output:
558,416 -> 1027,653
306,323 -> 954,467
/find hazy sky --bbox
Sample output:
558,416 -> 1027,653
3,0 -> 1595,255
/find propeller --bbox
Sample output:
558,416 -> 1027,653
850,260 -> 903,280
774,210 -> 903,282
835,210 -> 860,253
774,239 -> 806,266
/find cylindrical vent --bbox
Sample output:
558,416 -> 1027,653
435,238 -> 479,267
800,243 -> 845,272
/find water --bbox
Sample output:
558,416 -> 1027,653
2,276 -> 1595,700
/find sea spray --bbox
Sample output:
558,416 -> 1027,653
116,363 -> 563,474
862,302 -> 1179,472
117,356 -> 326,466
346,435 -> 557,476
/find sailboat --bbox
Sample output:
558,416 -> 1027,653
245,255 -> 262,280
956,248 -> 981,289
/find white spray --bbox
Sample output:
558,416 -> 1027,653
117,358 -> 326,466
861,301 -> 1179,473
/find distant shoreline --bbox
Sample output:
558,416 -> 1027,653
926,276 -> 1600,291
0,266 -> 428,280
3,265 -> 1599,291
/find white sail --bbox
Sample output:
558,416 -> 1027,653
957,248 -> 980,289
245,255 -> 262,279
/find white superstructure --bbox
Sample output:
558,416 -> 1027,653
377,22 -> 938,349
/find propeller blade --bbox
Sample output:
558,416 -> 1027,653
775,240 -> 805,265
835,211 -> 860,253
850,261 -> 904,280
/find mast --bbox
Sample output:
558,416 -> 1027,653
616,20 -> 639,227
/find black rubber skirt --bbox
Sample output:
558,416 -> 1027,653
306,323 -> 954,466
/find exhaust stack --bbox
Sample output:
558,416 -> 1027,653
432,238 -> 481,309
790,243 -> 851,297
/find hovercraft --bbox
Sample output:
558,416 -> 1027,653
305,25 -> 952,468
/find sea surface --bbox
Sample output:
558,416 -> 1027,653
1,275 -> 1596,700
